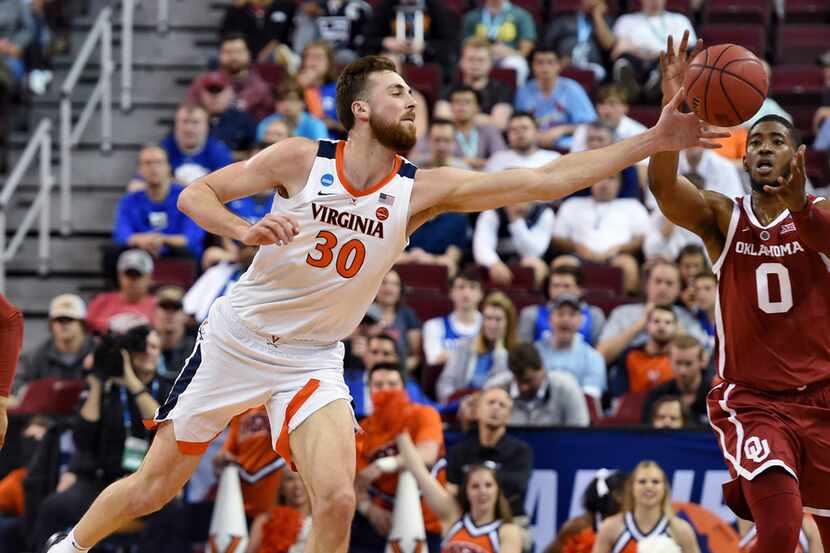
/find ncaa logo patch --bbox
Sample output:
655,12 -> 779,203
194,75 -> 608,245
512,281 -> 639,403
321,173 -> 334,187
376,206 -> 389,221
760,230 -> 771,241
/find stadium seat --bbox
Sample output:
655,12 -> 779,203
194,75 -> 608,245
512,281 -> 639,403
702,0 -> 772,27
783,0 -> 830,23
806,150 -> 830,189
10,378 -> 86,416
584,393 -> 602,424
561,67 -> 596,97
253,63 -> 284,88
489,68 -> 518,93
770,66 -> 824,107
394,262 -> 450,293
584,293 -> 636,316
420,363 -> 444,400
627,105 -> 661,128
597,390 -> 648,426
775,25 -> 830,66
478,264 -> 536,291
629,0 -> 690,15
582,263 -> 624,295
786,105 -> 818,144
405,289 -> 453,321
404,64 -> 443,108
152,257 -> 198,289
503,289 -> 545,312
698,24 -> 767,59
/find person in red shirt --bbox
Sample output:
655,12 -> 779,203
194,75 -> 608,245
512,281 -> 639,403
353,362 -> 444,553
86,250 -> 156,335
651,31 -> 830,553
0,293 -> 23,449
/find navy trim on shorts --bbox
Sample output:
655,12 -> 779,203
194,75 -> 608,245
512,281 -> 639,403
156,340 -> 202,420
397,161 -> 417,179
316,140 -> 337,159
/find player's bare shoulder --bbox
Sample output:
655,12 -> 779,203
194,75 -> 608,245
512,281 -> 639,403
246,137 -> 319,197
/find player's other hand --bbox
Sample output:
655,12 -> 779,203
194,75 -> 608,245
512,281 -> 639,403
654,88 -> 730,151
766,145 -> 808,212
239,213 -> 300,246
659,30 -> 703,102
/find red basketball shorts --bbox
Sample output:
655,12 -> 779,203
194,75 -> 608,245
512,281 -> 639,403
707,380 -> 830,518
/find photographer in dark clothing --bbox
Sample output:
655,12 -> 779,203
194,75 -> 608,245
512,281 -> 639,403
31,326 -> 181,551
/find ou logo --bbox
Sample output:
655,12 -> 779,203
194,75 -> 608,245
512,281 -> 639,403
744,436 -> 771,463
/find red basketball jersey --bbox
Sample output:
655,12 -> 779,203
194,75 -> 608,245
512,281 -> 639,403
714,196 -> 830,391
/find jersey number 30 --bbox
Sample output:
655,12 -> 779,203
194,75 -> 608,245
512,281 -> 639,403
756,262 -> 793,314
306,230 -> 366,278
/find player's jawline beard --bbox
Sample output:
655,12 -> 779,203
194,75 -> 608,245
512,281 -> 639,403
749,157 -> 792,194
370,113 -> 417,153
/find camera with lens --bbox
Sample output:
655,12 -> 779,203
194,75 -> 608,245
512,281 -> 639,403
92,325 -> 150,380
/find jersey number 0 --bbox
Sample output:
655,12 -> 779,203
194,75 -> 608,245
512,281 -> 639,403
755,262 -> 793,314
306,230 -> 366,278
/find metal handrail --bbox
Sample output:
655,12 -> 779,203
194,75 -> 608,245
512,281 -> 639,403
122,0 -> 170,112
60,6 -> 113,235
0,120 -> 54,294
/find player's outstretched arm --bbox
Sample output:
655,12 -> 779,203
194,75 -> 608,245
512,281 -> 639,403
648,31 -> 728,241
178,137 -> 316,245
410,89 -> 726,226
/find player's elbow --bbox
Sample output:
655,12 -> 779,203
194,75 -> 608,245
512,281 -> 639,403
177,182 -> 203,216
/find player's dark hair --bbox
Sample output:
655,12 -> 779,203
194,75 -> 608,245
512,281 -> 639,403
583,470 -> 628,519
509,111 -> 538,128
367,361 -> 405,383
507,342 -> 543,380
448,84 -> 483,108
336,56 -> 398,132
748,114 -> 802,148
457,464 -> 513,523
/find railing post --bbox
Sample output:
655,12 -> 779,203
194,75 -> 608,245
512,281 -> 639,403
158,0 -> 169,34
101,10 -> 113,153
121,0 -> 134,112
60,96 -> 72,236
38,120 -> 53,276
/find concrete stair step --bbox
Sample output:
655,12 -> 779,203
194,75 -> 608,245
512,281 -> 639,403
64,27 -> 216,67
26,104 -> 173,145
5,190 -> 121,234
8,148 -> 141,189
6,235 -> 109,274
5,274 -> 107,314
38,66 -> 196,105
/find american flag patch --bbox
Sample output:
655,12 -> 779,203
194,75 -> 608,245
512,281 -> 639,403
781,222 -> 797,235
379,192 -> 395,206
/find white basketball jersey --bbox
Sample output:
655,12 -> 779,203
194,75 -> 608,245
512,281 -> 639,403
230,140 -> 416,344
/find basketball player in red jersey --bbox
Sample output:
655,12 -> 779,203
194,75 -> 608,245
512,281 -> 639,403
650,31 -> 830,553
45,57 -> 722,553
0,294 -> 24,450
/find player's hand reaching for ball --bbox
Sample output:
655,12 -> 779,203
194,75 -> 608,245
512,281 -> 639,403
766,145 -> 808,212
239,213 -> 300,246
654,87 -> 730,151
659,30 -> 703,102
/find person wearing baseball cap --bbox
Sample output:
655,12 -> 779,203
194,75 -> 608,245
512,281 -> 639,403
152,286 -> 194,378
86,250 -> 157,334
15,295 -> 95,398
533,292 -> 607,401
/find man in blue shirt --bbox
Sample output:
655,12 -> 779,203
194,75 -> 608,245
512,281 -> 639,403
160,104 -> 234,184
113,146 -> 205,259
515,47 -> 596,150
534,293 -> 607,401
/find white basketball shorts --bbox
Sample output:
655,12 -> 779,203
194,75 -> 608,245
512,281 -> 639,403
146,296 -> 355,466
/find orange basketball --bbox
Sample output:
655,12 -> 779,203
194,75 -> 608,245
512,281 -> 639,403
683,44 -> 769,127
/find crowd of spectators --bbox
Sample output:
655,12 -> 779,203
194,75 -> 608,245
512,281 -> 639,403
6,0 -> 830,551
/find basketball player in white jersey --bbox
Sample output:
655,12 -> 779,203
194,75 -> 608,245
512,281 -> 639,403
45,56 -> 725,553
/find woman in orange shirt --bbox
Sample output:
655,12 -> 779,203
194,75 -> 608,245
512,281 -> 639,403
397,432 -> 522,553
